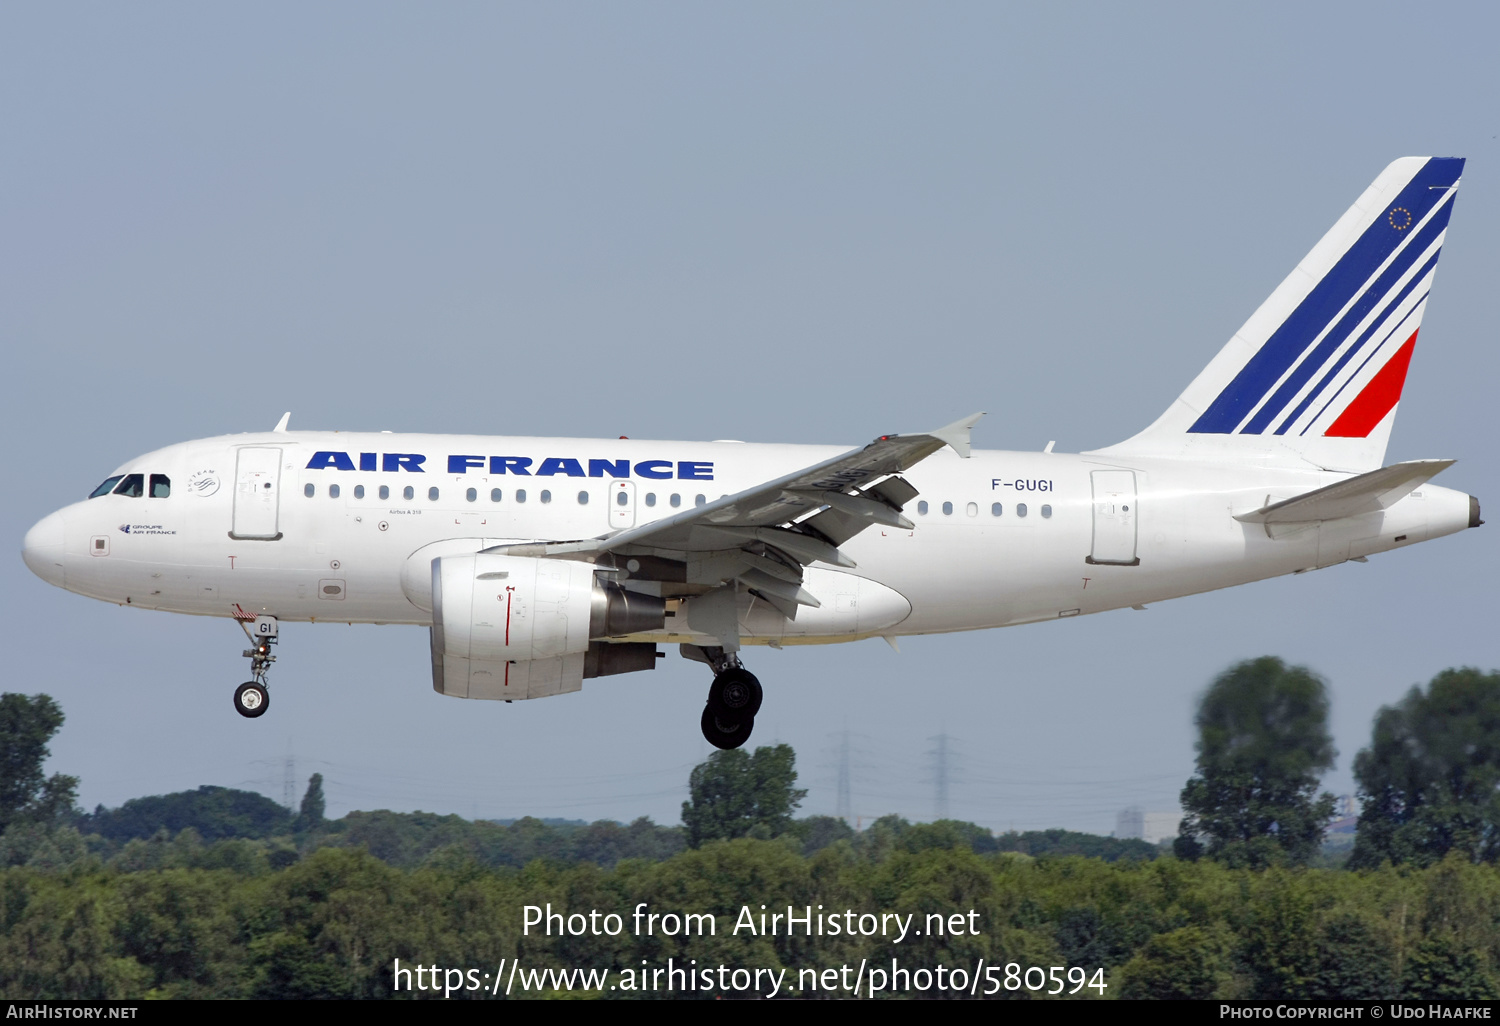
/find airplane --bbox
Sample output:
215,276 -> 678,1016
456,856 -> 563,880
21,156 -> 1481,750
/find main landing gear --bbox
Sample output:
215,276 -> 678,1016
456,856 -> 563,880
234,616 -> 278,719
684,645 -> 763,750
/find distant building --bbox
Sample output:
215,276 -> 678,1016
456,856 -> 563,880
1326,794 -> 1358,836
1116,806 -> 1180,845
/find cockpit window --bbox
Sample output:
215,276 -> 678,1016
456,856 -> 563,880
89,476 -> 124,499
149,474 -> 170,498
112,474 -> 145,498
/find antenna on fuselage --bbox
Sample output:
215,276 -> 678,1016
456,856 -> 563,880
273,412 -> 291,433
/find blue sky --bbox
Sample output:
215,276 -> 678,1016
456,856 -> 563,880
4,3 -> 1497,831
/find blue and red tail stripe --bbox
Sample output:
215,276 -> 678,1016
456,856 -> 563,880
1256,214 -> 1446,435
1188,157 -> 1463,436
1287,252 -> 1438,436
1323,331 -> 1418,438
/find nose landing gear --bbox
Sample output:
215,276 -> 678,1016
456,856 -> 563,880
234,616 -> 278,719
683,645 -> 762,750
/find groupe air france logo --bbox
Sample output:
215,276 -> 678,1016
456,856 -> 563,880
118,523 -> 176,536
1387,206 -> 1413,231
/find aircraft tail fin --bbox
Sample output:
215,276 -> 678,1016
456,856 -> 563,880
1089,157 -> 1464,472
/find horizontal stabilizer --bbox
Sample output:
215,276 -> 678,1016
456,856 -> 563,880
1234,459 -> 1455,525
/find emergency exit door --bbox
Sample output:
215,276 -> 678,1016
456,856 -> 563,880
232,447 -> 283,540
609,481 -> 637,528
1087,469 -> 1139,566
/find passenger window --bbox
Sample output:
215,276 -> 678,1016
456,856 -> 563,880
579,491 -> 589,505
540,490 -> 552,504
466,487 -> 477,502
329,484 -> 340,499
966,502 -> 978,517
645,493 -> 656,507
428,487 -> 439,501
379,485 -> 390,500
942,501 -> 953,516
490,488 -> 502,502
516,489 -> 527,503
1041,504 -> 1053,518
113,474 -> 145,498
991,502 -> 1002,516
1017,503 -> 1028,517
354,485 -> 365,499
303,483 -> 314,498
670,494 -> 681,508
403,486 -> 414,500
917,500 -> 929,515
695,494 -> 706,507
89,476 -> 124,498
150,474 -> 171,498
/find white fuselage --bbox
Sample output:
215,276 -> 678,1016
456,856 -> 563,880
21,430 -> 1475,646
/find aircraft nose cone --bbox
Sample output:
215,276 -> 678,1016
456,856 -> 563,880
22,511 -> 66,588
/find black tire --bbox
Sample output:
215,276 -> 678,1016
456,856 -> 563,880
709,667 -> 763,718
234,681 -> 269,718
701,705 -> 754,750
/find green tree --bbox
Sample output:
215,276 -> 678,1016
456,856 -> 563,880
1174,657 -> 1337,868
293,773 -> 325,833
1117,926 -> 1229,999
1350,668 -> 1500,868
1307,912 -> 1398,999
681,744 -> 806,847
0,693 -> 79,833
790,815 -> 856,855
995,828 -> 1157,862
85,785 -> 292,842
1401,937 -> 1500,1000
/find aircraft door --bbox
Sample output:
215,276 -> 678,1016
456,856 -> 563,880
231,447 -> 283,540
1087,469 -> 1139,566
609,480 -> 637,529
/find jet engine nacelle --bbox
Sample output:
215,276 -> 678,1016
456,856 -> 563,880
430,553 -> 665,701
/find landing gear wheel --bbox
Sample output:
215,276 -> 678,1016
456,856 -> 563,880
234,681 -> 269,718
701,705 -> 754,750
709,667 -> 763,718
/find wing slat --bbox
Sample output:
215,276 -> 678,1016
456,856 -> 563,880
483,414 -> 982,632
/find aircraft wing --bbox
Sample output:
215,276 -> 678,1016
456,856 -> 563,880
602,411 -> 982,551
489,412 -> 982,617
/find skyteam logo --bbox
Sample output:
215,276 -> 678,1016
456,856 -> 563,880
1188,157 -> 1463,440
305,452 -> 714,481
187,469 -> 221,496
